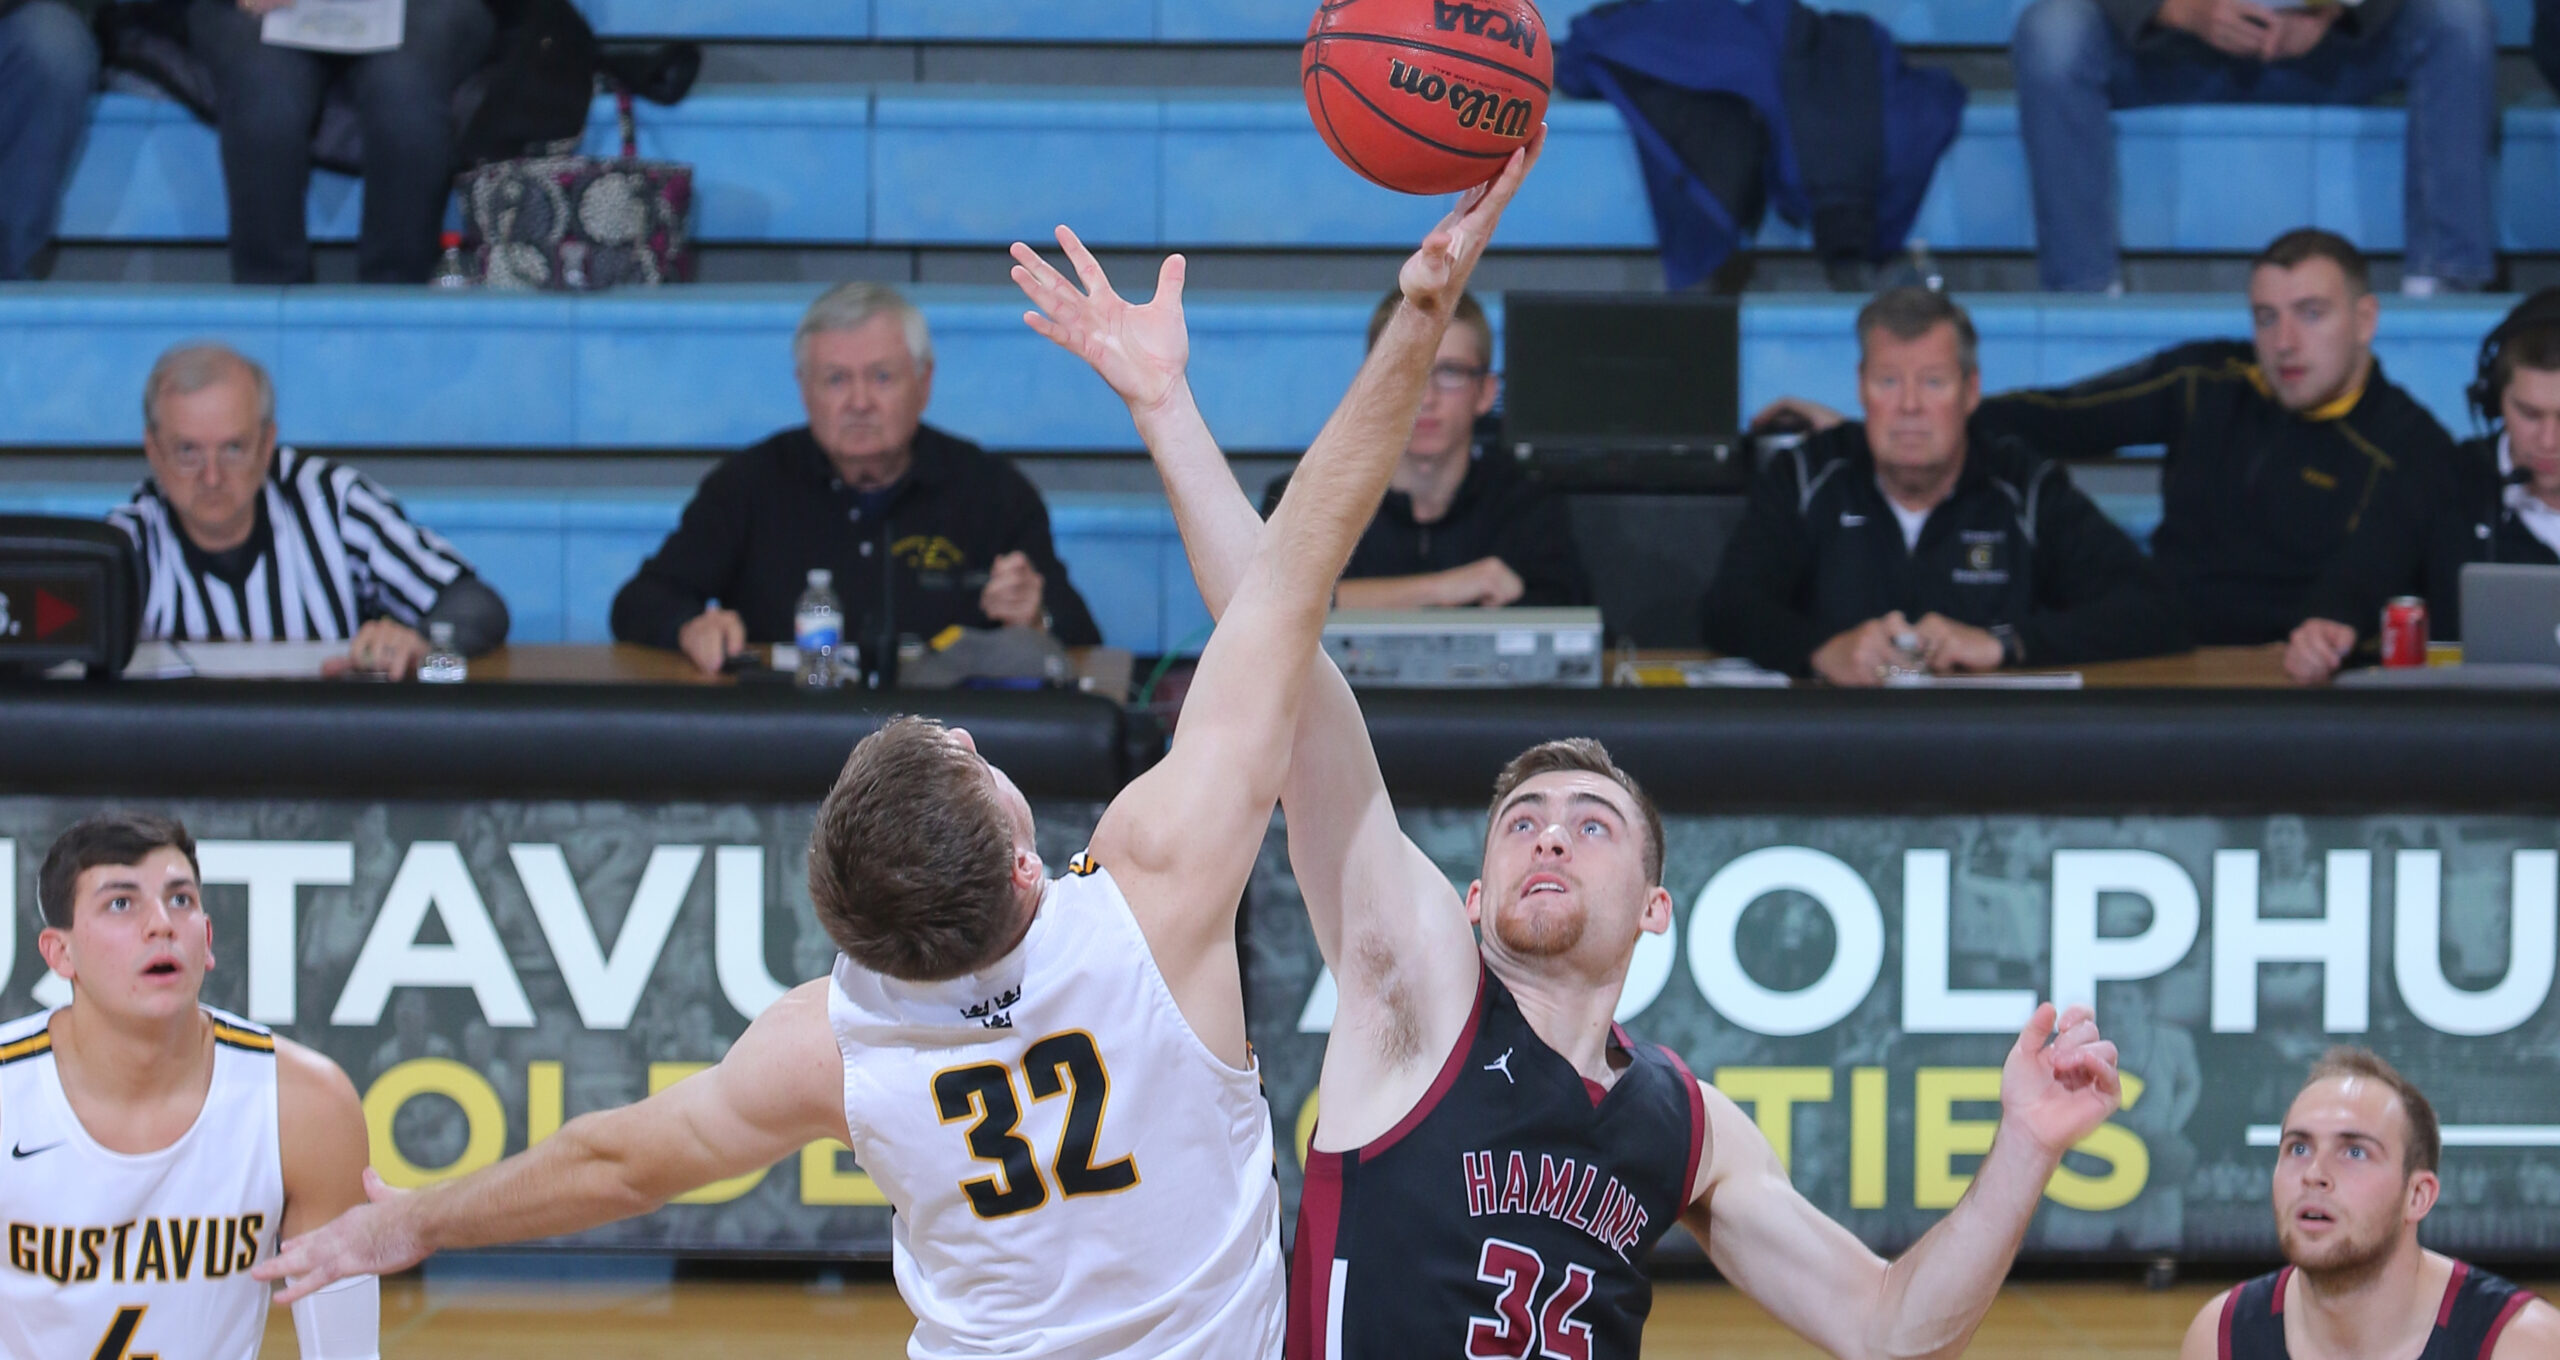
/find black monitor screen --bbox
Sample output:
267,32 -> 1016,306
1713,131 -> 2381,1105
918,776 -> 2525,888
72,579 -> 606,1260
0,564 -> 105,658
1502,294 -> 1740,451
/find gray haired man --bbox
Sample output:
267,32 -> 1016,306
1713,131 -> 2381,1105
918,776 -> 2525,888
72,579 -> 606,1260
109,341 -> 509,677
611,281 -> 1099,674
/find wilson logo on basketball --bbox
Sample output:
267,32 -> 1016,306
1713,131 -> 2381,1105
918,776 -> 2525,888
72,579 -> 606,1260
1386,59 -> 1537,137
1430,0 -> 1539,57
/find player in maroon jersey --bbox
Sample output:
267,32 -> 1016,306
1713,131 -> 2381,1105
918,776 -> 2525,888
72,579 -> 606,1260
2180,1048 -> 2557,1360
1013,217 -> 2126,1360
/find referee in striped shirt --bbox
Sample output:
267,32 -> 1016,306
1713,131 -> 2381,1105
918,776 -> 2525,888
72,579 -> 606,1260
107,342 -> 508,678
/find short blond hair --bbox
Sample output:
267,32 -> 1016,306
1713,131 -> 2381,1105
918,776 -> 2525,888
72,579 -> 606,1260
1367,290 -> 1494,369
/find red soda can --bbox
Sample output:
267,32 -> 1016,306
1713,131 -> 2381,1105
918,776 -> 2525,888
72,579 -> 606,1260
2381,596 -> 2429,668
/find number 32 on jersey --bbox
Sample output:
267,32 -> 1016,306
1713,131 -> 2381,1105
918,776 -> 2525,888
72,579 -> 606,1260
933,1030 -> 1139,1219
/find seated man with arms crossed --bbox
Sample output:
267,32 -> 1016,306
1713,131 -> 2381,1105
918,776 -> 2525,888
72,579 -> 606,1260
1708,287 -> 2186,685
1262,291 -> 1590,610
111,343 -> 510,679
1016,209 -> 2125,1360
2178,1048 -> 2556,1359
2,811 -> 376,1360
255,142 -> 1543,1360
2287,290 -> 2560,682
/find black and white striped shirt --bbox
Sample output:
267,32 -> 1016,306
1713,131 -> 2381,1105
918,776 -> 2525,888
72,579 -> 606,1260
108,446 -> 475,643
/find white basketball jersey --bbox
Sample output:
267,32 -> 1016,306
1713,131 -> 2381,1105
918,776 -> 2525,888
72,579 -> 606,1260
830,855 -> 1284,1360
0,1006 -> 285,1360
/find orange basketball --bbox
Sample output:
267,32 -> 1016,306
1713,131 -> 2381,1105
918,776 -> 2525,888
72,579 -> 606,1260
1302,0 -> 1552,196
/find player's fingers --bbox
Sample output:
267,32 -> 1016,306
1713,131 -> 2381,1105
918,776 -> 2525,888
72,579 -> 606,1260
1008,259 -> 1079,319
1156,253 -> 1186,309
1010,241 -> 1075,298
1056,225 -> 1116,299
2013,1000 -> 2059,1058
2054,1003 -> 2093,1036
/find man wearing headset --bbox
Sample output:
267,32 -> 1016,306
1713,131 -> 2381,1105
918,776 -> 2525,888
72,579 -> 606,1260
2285,290 -> 2560,683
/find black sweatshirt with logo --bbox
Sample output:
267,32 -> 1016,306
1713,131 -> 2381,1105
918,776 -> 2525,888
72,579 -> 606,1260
1701,423 -> 2188,675
1971,341 -> 2455,645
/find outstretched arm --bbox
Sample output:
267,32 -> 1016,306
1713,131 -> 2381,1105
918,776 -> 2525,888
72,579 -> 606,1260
254,982 -> 848,1304
1012,220 -> 1491,1099
1072,141 -> 1542,1032
1689,1004 -> 2121,1360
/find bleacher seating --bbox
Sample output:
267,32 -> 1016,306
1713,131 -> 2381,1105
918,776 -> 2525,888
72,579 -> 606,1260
59,88 -> 2560,257
0,287 -> 2506,654
576,0 -> 2543,49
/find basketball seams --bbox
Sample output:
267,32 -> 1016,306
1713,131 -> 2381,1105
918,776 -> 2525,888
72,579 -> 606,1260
1300,0 -> 1551,195
1303,67 -> 1397,192
1307,59 -> 1512,168
1299,31 -> 1552,96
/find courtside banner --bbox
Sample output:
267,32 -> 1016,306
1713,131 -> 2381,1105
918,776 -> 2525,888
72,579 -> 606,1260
4,799 -> 2554,1258
1245,810 -> 2560,1260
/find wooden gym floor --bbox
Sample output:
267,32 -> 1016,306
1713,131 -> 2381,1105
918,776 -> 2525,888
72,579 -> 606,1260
256,1271 -> 2560,1357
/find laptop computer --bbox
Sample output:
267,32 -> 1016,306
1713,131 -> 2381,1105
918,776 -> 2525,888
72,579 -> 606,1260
1501,293 -> 1747,492
2461,563 -> 2560,665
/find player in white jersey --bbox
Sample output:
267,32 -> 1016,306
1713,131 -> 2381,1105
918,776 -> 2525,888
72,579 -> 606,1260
1,811 -> 377,1360
258,136 -> 1546,1359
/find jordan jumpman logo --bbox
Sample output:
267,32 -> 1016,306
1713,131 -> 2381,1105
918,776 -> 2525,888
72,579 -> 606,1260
1484,1047 -> 1516,1083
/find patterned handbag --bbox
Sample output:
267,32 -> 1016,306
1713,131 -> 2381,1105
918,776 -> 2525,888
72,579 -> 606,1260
456,89 -> 695,290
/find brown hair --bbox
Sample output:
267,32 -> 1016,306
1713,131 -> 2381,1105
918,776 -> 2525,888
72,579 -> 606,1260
1368,290 -> 1495,371
2254,228 -> 2372,297
808,717 -> 1022,981
39,811 -> 199,930
2297,1046 -> 2441,1175
1856,286 -> 1979,376
1487,739 -> 1665,887
2493,325 -> 2560,400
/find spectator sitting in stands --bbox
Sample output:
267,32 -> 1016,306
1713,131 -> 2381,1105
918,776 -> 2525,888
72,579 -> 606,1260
1969,228 -> 2455,646
1260,290 -> 1590,610
188,0 -> 494,283
0,0 -> 98,280
110,342 -> 510,677
2012,0 -> 2494,294
2287,290 -> 2560,682
1703,287 -> 2186,685
612,281 -> 1101,676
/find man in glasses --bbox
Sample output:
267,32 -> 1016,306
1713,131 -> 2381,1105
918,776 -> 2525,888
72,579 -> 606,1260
1264,291 -> 1591,611
108,342 -> 509,678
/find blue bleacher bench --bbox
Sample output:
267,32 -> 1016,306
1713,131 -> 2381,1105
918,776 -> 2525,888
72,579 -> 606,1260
3,288 -> 2507,652
58,86 -> 2560,257
0,286 -> 2512,453
574,0 -> 2542,50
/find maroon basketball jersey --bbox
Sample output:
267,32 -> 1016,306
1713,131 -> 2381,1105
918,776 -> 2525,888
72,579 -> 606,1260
1288,965 -> 1706,1360
2219,1260 -> 2540,1360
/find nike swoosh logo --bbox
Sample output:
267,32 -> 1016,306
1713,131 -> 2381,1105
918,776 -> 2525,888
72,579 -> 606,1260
10,1141 -> 63,1159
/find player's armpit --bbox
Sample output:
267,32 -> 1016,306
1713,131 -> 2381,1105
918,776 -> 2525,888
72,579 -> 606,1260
1687,1082 -> 1891,1360
276,1037 -> 372,1238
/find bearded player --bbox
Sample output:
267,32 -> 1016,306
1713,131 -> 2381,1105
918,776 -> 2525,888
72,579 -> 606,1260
1014,215 -> 2125,1359
2178,1048 -> 2556,1360
255,141 -> 1543,1360
2,811 -> 376,1360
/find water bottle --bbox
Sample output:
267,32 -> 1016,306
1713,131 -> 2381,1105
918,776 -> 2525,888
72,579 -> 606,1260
417,622 -> 468,684
795,569 -> 843,689
431,232 -> 472,290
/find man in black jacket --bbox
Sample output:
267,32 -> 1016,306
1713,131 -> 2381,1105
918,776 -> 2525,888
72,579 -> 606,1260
1704,288 -> 2186,684
612,282 -> 1099,675
1970,229 -> 2457,645
2287,291 -> 2560,682
1261,291 -> 1589,610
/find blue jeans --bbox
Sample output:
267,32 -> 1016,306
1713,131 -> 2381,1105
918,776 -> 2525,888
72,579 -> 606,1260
2014,0 -> 2498,290
188,0 -> 493,283
0,0 -> 99,280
